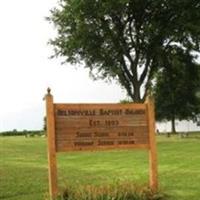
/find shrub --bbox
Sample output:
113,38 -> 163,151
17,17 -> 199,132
56,182 -> 167,200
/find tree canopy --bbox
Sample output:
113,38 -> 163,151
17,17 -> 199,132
154,48 -> 200,133
48,0 -> 200,102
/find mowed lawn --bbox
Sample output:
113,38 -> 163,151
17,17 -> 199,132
0,135 -> 200,200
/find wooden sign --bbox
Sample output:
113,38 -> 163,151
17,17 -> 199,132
45,89 -> 158,199
55,103 -> 149,152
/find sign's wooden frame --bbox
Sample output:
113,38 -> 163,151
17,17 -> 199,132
45,89 -> 158,199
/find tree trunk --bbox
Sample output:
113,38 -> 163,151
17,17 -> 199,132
133,83 -> 142,103
171,116 -> 176,134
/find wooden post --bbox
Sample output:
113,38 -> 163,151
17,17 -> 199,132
45,88 -> 58,199
146,96 -> 158,191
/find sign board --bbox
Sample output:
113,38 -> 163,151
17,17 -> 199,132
45,89 -> 158,199
55,103 -> 149,152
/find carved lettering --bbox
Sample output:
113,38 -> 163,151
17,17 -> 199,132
74,141 -> 94,146
105,120 -> 119,126
125,109 -> 145,115
118,140 -> 135,145
98,140 -> 114,145
118,132 -> 134,137
94,132 -> 109,137
57,109 -> 96,116
89,120 -> 101,127
76,132 -> 92,137
99,109 -> 122,115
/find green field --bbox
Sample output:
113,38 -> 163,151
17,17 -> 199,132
0,135 -> 200,200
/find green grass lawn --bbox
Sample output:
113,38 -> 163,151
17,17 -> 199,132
0,134 -> 200,200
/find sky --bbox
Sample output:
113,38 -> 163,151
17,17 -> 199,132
0,0 -> 199,132
0,0 -> 127,131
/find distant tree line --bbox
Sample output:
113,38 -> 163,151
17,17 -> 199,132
0,129 -> 44,137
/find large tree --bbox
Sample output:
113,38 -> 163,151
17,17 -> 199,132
48,0 -> 200,102
154,47 -> 200,133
